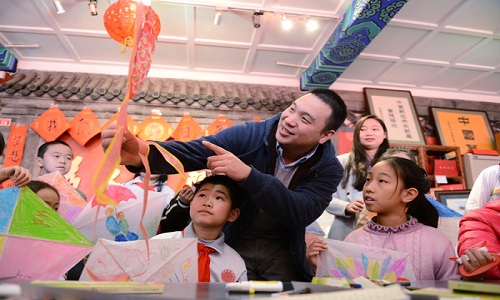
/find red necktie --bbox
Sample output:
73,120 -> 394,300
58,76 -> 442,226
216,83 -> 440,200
198,243 -> 216,282
134,182 -> 156,191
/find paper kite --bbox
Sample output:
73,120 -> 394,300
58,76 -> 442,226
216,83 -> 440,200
36,172 -> 87,224
72,185 -> 166,244
80,237 -> 197,282
0,186 -> 93,280
316,239 -> 416,282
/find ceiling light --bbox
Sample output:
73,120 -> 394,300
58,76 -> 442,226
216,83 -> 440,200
88,0 -> 98,16
305,19 -> 319,31
281,15 -> 292,31
253,11 -> 263,29
214,11 -> 222,25
53,0 -> 65,14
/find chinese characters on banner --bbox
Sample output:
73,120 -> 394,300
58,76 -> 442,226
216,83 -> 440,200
432,109 -> 496,154
172,114 -> 202,142
202,115 -> 234,136
68,107 -> 102,146
2,124 -> 28,188
372,95 -> 423,144
30,106 -> 70,142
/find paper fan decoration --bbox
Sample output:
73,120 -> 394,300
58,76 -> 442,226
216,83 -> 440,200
30,106 -> 70,142
137,112 -> 173,141
36,172 -> 88,224
172,113 -> 202,142
72,185 -> 166,244
202,115 -> 233,136
0,186 -> 93,280
68,107 -> 102,146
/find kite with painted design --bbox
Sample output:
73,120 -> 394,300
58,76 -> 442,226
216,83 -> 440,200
0,186 -> 93,280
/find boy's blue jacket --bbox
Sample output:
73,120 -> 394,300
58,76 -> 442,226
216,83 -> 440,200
130,113 -> 343,280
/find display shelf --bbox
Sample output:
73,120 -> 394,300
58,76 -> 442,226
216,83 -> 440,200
389,144 -> 466,188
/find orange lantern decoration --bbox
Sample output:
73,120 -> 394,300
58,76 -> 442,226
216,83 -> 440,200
103,0 -> 161,50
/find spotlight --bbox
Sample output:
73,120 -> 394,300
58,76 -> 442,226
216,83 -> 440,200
88,0 -> 98,16
253,11 -> 263,29
53,0 -> 65,14
305,19 -> 319,31
281,15 -> 292,30
214,11 -> 222,25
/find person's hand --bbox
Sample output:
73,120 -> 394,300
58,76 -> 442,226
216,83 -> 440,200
101,122 -> 145,167
346,199 -> 364,215
306,238 -> 328,272
461,248 -> 494,281
202,141 -> 251,182
0,166 -> 31,187
178,186 -> 195,206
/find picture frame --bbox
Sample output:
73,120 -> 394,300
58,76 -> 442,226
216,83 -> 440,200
434,189 -> 471,215
429,107 -> 496,154
364,88 -> 426,145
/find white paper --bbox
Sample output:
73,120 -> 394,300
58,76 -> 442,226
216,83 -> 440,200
435,175 -> 448,184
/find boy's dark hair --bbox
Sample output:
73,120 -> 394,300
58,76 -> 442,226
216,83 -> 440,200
37,140 -> 72,158
0,132 -> 5,155
307,88 -> 347,132
194,175 -> 243,210
27,180 -> 60,199
375,156 -> 438,228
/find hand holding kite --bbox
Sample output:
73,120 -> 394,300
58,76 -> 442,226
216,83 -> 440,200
101,122 -> 146,168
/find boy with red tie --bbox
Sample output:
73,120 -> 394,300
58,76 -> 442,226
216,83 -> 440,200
153,175 -> 247,282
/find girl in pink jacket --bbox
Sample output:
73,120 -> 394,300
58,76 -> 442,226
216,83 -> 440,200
343,157 -> 460,280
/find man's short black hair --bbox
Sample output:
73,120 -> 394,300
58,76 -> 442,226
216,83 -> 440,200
307,88 -> 347,132
194,175 -> 244,210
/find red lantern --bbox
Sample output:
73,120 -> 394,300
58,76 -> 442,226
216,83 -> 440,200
103,0 -> 161,49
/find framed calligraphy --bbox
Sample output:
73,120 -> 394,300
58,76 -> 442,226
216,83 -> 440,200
364,88 -> 426,145
429,107 -> 496,154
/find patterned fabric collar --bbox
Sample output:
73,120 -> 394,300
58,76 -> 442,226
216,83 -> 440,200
367,216 -> 418,234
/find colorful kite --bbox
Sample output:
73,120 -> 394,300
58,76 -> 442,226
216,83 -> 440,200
316,239 -> 416,282
0,186 -> 93,280
36,172 -> 88,224
80,237 -> 197,282
72,185 -> 165,244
